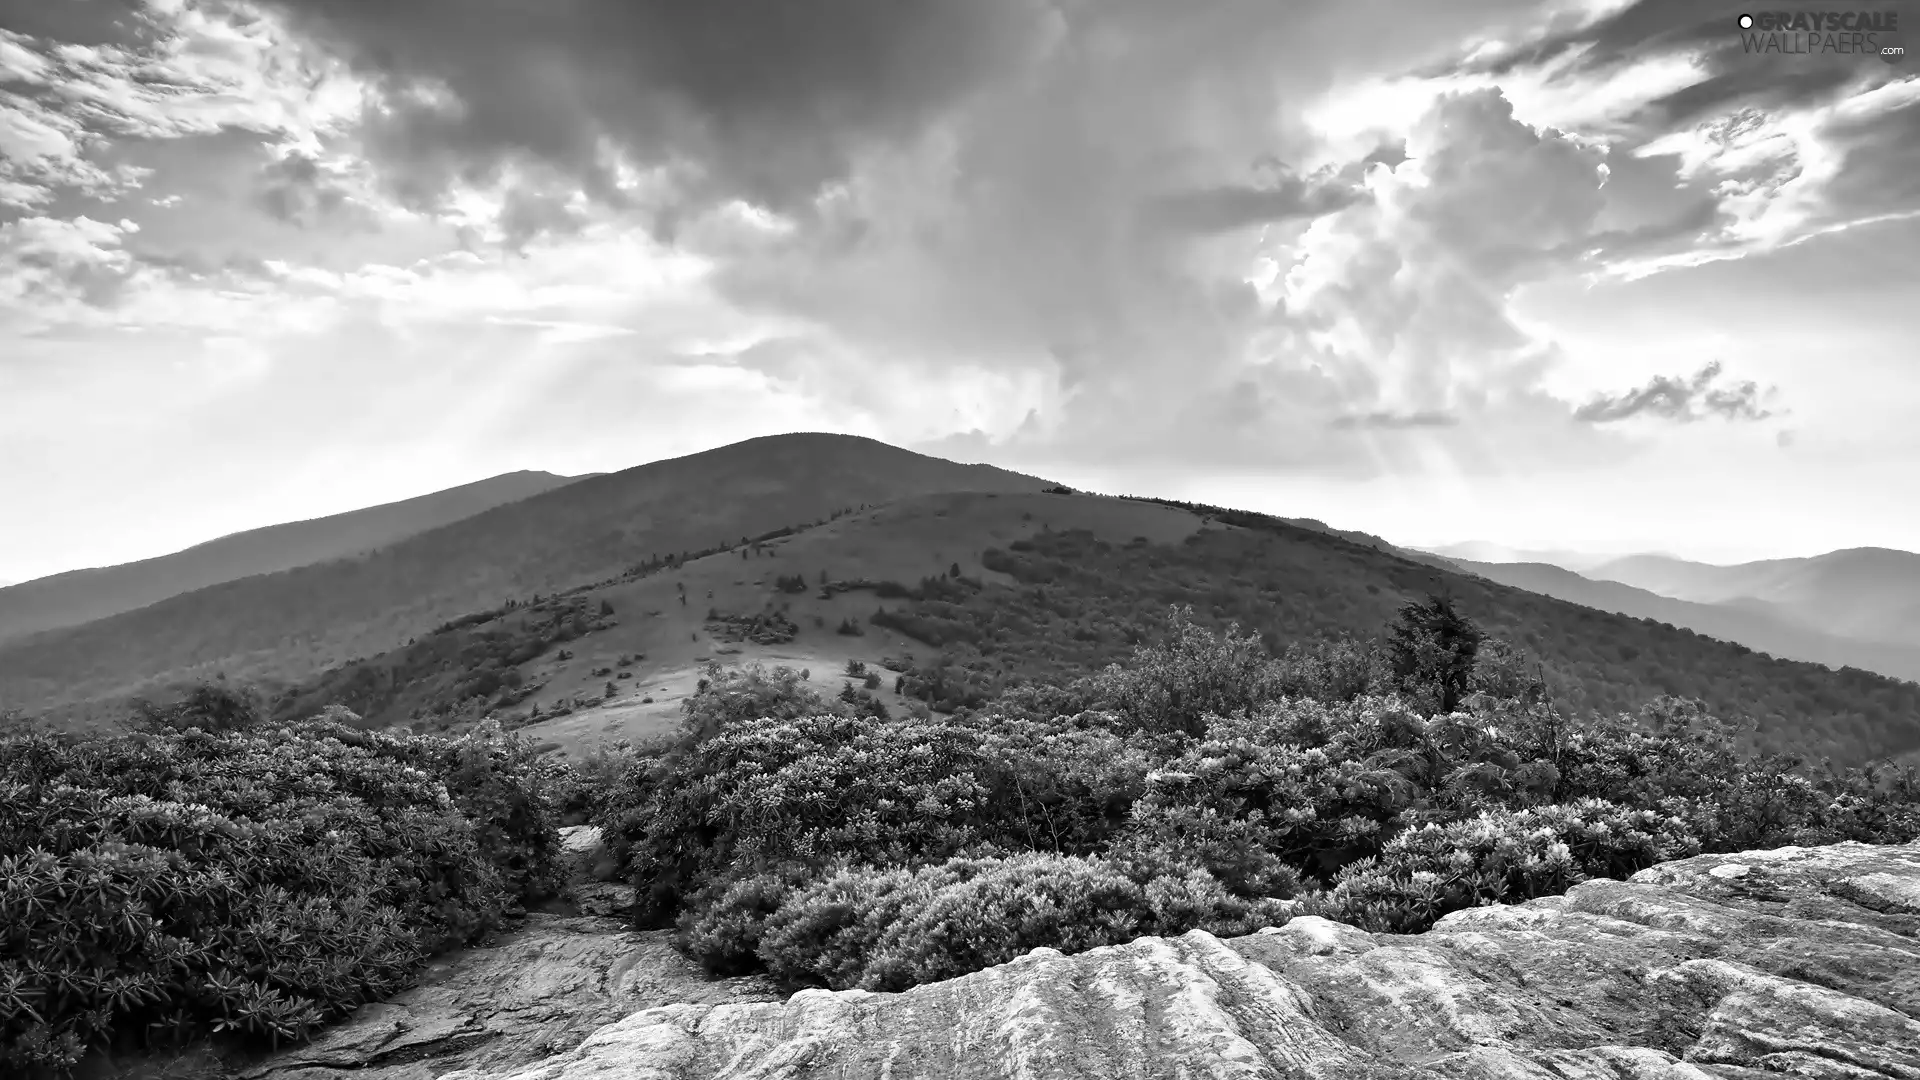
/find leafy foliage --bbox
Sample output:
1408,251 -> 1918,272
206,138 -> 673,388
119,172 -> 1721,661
592,604 -> 1920,1000
0,710 -> 565,1077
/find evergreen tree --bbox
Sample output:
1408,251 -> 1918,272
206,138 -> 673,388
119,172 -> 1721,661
1387,593 -> 1484,714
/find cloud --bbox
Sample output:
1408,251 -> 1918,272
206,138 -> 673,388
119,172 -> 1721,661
0,215 -> 143,317
1332,0 -> 1919,281
1261,89 -> 1611,422
1573,360 -> 1778,423
0,8 -> 364,213
254,148 -> 375,229
1438,0 -> 1903,123
252,0 -> 1060,229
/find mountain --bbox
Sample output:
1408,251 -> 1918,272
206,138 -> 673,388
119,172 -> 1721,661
0,434 -> 1055,715
243,489 -> 1920,769
1590,548 -> 1920,646
0,470 -> 581,646
1435,556 -> 1920,684
9,438 -> 1920,768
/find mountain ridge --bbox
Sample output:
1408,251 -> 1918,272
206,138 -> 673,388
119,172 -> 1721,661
1434,555 -> 1920,684
0,434 -> 1057,713
1590,546 -> 1920,647
0,470 -> 582,645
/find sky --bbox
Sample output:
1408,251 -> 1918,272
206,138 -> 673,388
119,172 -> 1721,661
2,0 -> 1917,585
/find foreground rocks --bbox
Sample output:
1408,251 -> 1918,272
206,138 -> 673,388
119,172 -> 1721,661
189,827 -> 778,1080
435,841 -> 1920,1080
237,915 -> 782,1080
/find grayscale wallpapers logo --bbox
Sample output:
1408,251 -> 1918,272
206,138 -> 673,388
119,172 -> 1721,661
1736,8 -> 1907,62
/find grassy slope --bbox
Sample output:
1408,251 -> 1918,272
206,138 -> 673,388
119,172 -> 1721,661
229,491 -> 1920,769
263,491 -> 1210,756
0,434 -> 1055,717
0,470 -> 580,645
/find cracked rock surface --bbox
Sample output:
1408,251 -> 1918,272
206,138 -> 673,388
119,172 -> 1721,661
240,913 -> 783,1080
238,826 -> 780,1080
427,841 -> 1920,1080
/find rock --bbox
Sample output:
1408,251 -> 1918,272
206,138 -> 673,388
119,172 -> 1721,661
435,841 -> 1920,1080
240,914 -> 782,1080
557,824 -> 619,884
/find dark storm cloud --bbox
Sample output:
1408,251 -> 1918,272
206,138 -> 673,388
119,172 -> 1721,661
252,0 -> 1053,221
1573,361 -> 1776,423
255,151 -> 356,226
0,0 -> 150,49
1432,0 -> 1900,128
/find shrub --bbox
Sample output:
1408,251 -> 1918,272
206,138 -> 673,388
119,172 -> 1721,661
674,662 -> 835,746
0,723 -> 519,1075
676,861 -> 822,976
599,712 -> 997,926
970,715 -> 1156,855
124,679 -> 266,736
1319,798 -> 1701,934
292,714 -> 568,909
744,852 -> 1294,993
755,860 -> 997,990
1091,606 -> 1282,736
855,854 -> 1150,989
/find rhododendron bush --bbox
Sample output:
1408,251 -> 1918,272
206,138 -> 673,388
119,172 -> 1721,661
596,610 -> 1920,997
0,712 -> 564,1077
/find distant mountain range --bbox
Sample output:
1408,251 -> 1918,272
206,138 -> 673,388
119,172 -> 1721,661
1586,549 -> 1920,647
1420,540 -> 1920,685
0,470 -> 583,646
1433,557 -> 1920,684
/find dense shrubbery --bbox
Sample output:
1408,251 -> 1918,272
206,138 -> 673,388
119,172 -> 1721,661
0,699 -> 566,1077
590,603 -> 1920,999
11,593 -> 1920,1077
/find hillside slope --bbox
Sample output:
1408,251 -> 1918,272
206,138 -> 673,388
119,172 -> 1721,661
0,470 -> 579,645
1592,547 -> 1920,646
0,434 -> 1055,714
246,491 -> 1920,768
1438,557 -> 1920,684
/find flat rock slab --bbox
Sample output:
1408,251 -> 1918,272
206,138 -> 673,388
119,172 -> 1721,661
433,841 -> 1920,1080
241,912 -> 782,1080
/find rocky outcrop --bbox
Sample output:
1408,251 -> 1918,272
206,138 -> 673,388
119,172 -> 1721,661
238,915 -> 782,1080
434,841 -> 1920,1080
231,827 -> 775,1080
